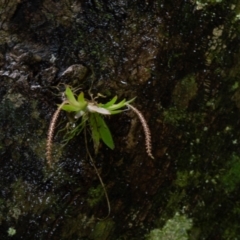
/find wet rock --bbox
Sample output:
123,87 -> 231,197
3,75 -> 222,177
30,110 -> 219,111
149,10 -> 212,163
10,51 -> 42,65
15,74 -> 29,90
41,66 -> 58,83
0,69 -> 29,90
130,65 -> 151,84
42,0 -> 82,27
10,52 -> 33,64
1,0 -> 240,239
0,70 -> 10,77
5,92 -> 25,108
0,30 -> 11,45
9,70 -> 21,79
0,53 -> 4,67
0,0 -> 20,29
12,42 -> 51,64
60,64 -> 88,82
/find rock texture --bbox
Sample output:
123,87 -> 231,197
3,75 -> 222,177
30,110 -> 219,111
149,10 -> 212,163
1,0 -> 240,239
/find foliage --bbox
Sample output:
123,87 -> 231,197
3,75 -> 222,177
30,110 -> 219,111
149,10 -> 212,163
60,87 -> 135,153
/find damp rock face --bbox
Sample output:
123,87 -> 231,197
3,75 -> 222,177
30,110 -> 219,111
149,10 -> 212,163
60,64 -> 88,83
0,0 -> 240,239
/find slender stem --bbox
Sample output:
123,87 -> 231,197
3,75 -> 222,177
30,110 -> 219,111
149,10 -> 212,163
84,127 -> 111,220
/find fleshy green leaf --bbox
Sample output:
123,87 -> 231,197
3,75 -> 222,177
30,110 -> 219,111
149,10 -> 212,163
108,110 -> 123,114
99,96 -> 136,114
65,87 -> 79,106
78,92 -> 85,104
106,99 -> 126,110
125,97 -> 136,105
61,104 -> 81,112
107,97 -> 136,111
89,113 -> 114,151
64,88 -> 87,112
96,114 -> 114,150
89,113 -> 100,153
65,88 -> 87,111
100,96 -> 118,108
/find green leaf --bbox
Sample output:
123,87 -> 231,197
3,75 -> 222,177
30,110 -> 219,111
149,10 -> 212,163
108,110 -> 123,114
125,97 -> 136,105
89,113 -> 100,153
100,96 -> 118,108
98,97 -> 135,115
77,92 -> 85,104
89,113 -> 114,151
96,114 -> 114,150
107,97 -> 136,111
61,104 -> 82,112
65,87 -> 79,106
107,99 -> 126,111
64,88 -> 87,112
98,96 -> 136,114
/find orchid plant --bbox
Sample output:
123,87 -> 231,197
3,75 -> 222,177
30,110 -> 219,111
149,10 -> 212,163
46,86 -> 153,168
46,86 -> 154,218
60,87 -> 134,153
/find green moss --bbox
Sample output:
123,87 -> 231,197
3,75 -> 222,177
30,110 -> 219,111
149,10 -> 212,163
162,75 -> 202,127
191,0 -> 223,9
163,107 -> 189,126
7,227 -> 16,236
146,213 -> 192,240
163,106 -> 204,128
164,191 -> 187,216
175,170 -> 201,188
89,218 -> 115,240
61,214 -> 96,239
87,185 -> 105,208
7,178 -> 58,219
175,171 -> 189,188
220,153 -> 240,192
172,75 -> 198,110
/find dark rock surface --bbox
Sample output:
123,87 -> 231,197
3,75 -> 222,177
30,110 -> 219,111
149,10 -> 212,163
1,0 -> 240,239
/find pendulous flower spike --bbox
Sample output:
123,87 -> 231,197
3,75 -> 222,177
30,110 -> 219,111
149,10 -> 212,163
127,104 -> 154,159
46,101 -> 66,167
